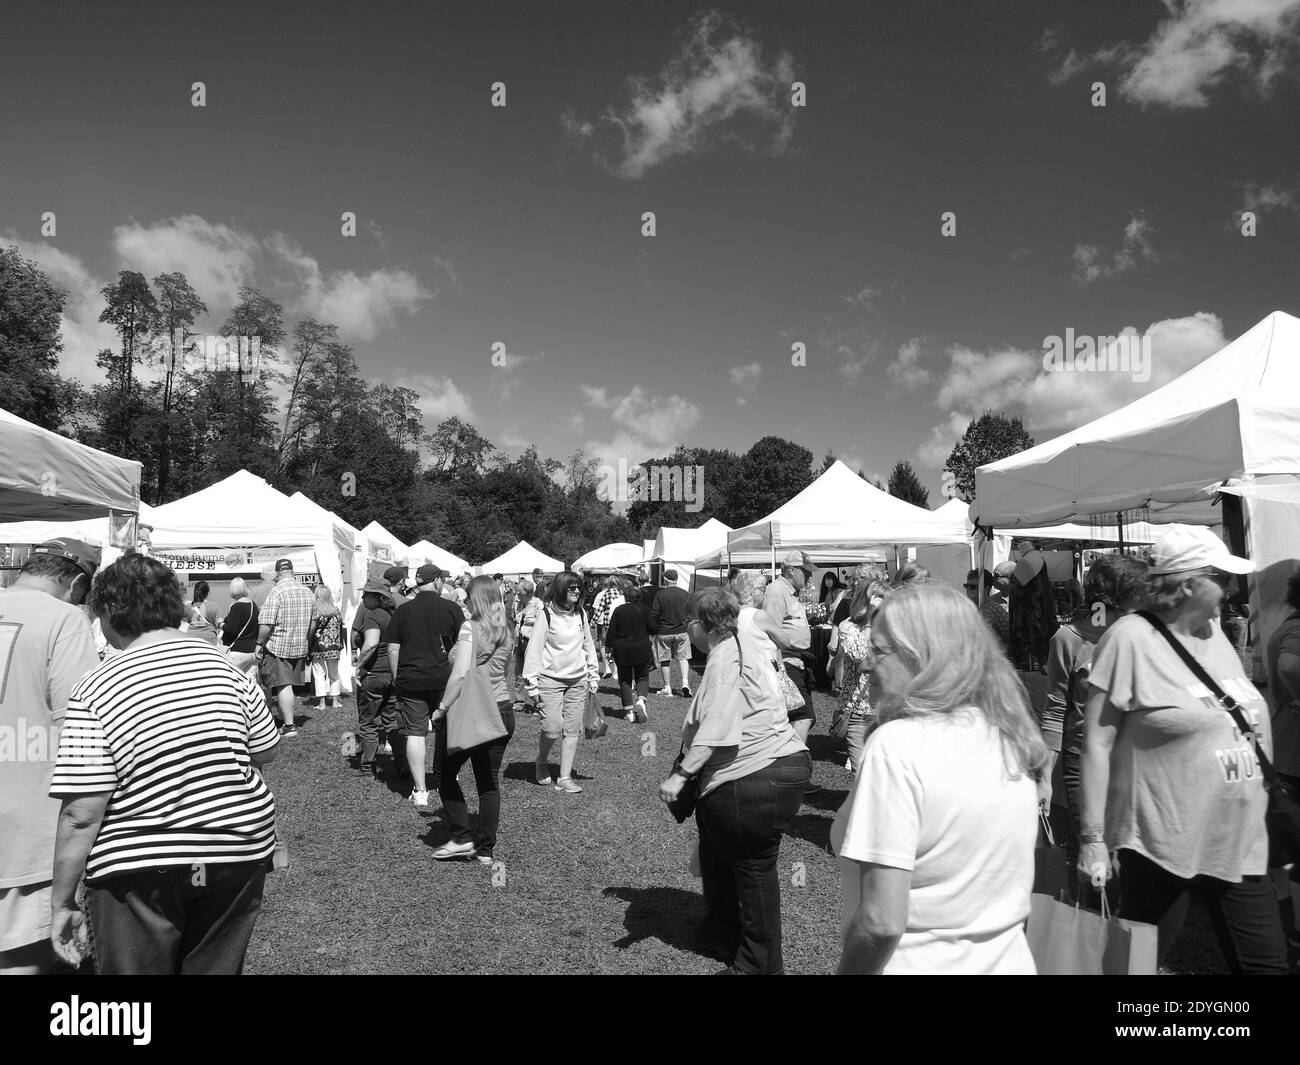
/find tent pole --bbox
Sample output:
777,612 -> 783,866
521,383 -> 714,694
1116,511 -> 1126,554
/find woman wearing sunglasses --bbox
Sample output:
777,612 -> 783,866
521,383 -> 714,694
1080,526 -> 1286,973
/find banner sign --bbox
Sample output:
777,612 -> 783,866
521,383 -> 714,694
154,545 -> 319,580
107,510 -> 137,550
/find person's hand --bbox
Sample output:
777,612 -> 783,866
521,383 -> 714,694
431,706 -> 447,724
588,677 -> 599,694
1077,841 -> 1116,887
50,905 -> 88,967
659,774 -> 686,804
255,645 -> 265,660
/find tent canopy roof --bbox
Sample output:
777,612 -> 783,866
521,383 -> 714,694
407,539 -> 470,574
651,519 -> 732,563
572,542 -> 644,571
479,540 -> 563,574
974,311 -> 1300,528
148,470 -> 324,547
0,406 -> 142,521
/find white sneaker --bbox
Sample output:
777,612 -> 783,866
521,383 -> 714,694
378,741 -> 393,756
624,708 -> 636,722
635,697 -> 648,723
554,777 -> 584,794
657,687 -> 672,697
409,789 -> 429,808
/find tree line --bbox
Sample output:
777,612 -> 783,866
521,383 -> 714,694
0,245 -> 1033,564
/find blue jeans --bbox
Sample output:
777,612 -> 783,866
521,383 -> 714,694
695,752 -> 811,974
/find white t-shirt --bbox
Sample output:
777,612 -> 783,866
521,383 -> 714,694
832,709 -> 1038,974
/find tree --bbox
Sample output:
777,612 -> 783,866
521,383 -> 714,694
218,286 -> 286,477
371,384 -> 424,451
732,437 -> 815,527
0,246 -> 78,428
820,449 -> 836,474
426,416 -> 497,476
151,272 -> 207,500
887,458 -> 930,508
278,318 -> 339,469
944,411 -> 1035,503
95,270 -> 160,457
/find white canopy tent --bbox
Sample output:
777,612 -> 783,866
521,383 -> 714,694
572,542 -> 644,573
973,310 -> 1300,529
0,502 -> 156,572
360,521 -> 410,575
697,462 -> 970,568
479,540 -> 563,577
407,538 -> 471,575
646,518 -> 732,589
287,491 -> 366,606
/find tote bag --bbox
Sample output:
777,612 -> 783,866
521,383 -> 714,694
445,623 -> 508,753
1025,892 -> 1157,975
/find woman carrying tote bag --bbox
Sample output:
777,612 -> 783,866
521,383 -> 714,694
430,576 -> 514,864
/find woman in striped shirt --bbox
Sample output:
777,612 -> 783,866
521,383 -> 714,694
48,554 -> 280,975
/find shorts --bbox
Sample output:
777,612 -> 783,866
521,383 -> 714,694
0,880 -> 52,952
656,633 -> 691,662
537,676 -> 587,740
397,687 -> 448,737
783,662 -> 815,726
259,653 -> 306,691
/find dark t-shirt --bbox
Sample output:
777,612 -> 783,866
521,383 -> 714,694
385,593 -> 464,690
832,597 -> 852,628
606,602 -> 653,665
356,604 -> 393,674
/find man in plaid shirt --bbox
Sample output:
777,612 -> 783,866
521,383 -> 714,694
256,559 -> 318,736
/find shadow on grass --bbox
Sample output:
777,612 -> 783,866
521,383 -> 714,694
603,885 -> 713,957
805,733 -> 848,767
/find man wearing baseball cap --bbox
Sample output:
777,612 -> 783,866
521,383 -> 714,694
764,550 -> 815,742
255,558 -> 318,737
385,564 -> 464,807
0,539 -> 101,973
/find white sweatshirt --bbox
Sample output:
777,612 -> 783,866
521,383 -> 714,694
522,605 -> 598,687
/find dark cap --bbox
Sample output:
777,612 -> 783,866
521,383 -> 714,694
382,565 -> 407,585
275,558 -> 294,573
361,579 -> 390,596
31,537 -> 101,578
415,563 -> 444,586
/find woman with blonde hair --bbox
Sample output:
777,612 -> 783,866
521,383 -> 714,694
835,582 -> 1046,974
221,577 -> 260,677
429,576 -> 516,862
309,585 -> 344,710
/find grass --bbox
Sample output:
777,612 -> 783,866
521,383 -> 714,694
244,672 -> 1279,975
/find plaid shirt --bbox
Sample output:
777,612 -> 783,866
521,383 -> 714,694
591,588 -> 624,626
261,578 -> 317,658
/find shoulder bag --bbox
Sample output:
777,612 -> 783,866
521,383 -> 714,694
1137,610 -> 1300,867
445,623 -> 508,753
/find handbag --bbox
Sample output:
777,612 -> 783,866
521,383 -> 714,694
1137,610 -> 1300,868
1025,889 -> 1158,974
1033,810 -> 1070,901
445,623 -> 508,753
583,688 -> 608,739
774,659 -> 806,713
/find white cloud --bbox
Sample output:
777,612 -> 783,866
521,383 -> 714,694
887,337 -> 933,389
1071,213 -> 1159,285
1043,0 -> 1300,109
916,312 -> 1228,466
564,10 -> 796,179
392,373 -> 476,426
581,385 -> 611,409
1231,180 -> 1299,225
581,385 -> 702,469
728,361 -> 762,404
112,215 -> 260,310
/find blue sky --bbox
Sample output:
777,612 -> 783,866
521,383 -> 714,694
2,0 -> 1298,495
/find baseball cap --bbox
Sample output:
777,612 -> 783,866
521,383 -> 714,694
415,563 -> 444,585
275,558 -> 294,573
1148,524 -> 1253,576
382,566 -> 407,585
781,550 -> 813,571
31,537 -> 101,578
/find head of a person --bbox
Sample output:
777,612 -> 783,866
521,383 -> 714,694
532,568 -> 543,584
545,570 -> 584,612
20,538 -> 99,605
780,551 -> 811,591
850,579 -> 890,626
492,573 -> 504,583
466,574 -> 507,637
518,579 -> 535,599
869,582 -> 1047,778
992,560 -> 1017,593
1081,553 -> 1148,626
685,587 -> 739,652
624,584 -> 643,605
730,570 -> 767,608
192,579 -> 210,604
819,572 -> 843,601
383,565 -> 406,594
275,558 -> 294,581
1141,525 -> 1252,624
890,561 -> 930,590
1286,571 -> 1300,614
663,568 -> 679,586
229,577 -> 248,601
315,584 -> 337,615
413,564 -> 444,592
90,553 -> 187,648
964,569 -> 995,604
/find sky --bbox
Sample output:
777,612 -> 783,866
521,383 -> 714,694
2,0 -> 1298,499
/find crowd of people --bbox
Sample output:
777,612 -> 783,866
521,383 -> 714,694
1,524 -> 1296,975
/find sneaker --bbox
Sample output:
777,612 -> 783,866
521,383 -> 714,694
409,789 -> 430,808
534,762 -> 553,786
657,687 -> 672,697
624,708 -> 636,722
475,852 -> 495,866
554,777 -> 584,794
278,723 -> 298,737
378,741 -> 393,756
634,697 -> 648,723
432,840 -> 476,860
680,685 -> 693,698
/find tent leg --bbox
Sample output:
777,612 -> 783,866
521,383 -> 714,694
1116,511 -> 1126,554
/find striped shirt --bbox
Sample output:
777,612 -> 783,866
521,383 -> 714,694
49,638 -> 279,882
260,577 -> 317,658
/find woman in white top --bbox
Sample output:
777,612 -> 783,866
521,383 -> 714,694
522,570 -> 599,794
834,581 -> 1046,974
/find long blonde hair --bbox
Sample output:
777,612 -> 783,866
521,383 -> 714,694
872,582 -> 1047,778
466,575 -> 508,647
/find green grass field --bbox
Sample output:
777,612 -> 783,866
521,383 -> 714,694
245,676 -> 1276,975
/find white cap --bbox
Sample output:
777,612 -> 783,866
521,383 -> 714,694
1148,524 -> 1253,576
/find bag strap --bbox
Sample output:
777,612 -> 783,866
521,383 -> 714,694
233,602 -> 254,645
1135,610 -> 1275,782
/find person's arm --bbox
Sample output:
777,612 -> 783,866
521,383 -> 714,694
436,623 -> 475,719
753,608 -> 794,651
357,626 -> 381,672
522,606 -> 549,692
838,863 -> 910,974
582,611 -> 599,684
49,793 -> 110,964
1275,650 -> 1300,706
256,590 -> 277,653
649,596 -> 663,635
1078,686 -> 1121,885
1042,630 -> 1073,731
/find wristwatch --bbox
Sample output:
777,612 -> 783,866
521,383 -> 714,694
672,765 -> 695,781
1079,833 -> 1106,845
